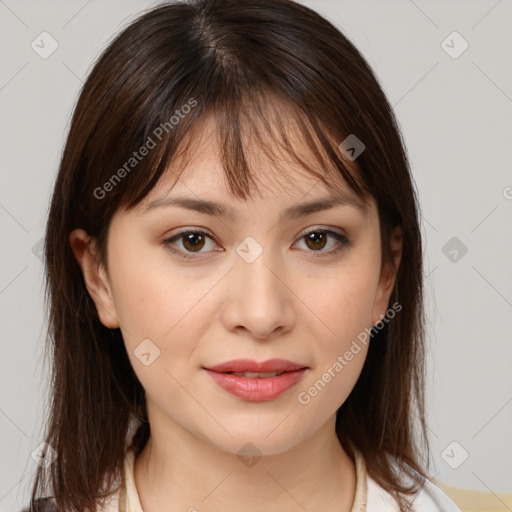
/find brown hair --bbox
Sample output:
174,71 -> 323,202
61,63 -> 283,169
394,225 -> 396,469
26,0 -> 431,510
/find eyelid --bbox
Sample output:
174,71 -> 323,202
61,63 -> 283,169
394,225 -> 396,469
296,225 -> 346,238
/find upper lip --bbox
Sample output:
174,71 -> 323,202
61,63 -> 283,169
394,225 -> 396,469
204,358 -> 308,373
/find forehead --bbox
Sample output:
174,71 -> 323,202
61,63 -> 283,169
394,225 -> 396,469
137,113 -> 370,214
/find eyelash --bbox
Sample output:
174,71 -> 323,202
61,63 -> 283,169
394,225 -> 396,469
163,228 -> 351,260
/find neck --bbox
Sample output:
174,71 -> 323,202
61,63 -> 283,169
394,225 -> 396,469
133,410 -> 357,512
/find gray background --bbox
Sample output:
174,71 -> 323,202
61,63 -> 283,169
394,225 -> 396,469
1,0 -> 511,510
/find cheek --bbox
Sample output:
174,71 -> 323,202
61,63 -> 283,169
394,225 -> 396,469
292,251 -> 378,409
109,244 -> 221,372
109,255 -> 215,416
300,253 -> 380,347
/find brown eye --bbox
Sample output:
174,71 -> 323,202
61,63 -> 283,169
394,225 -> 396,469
304,231 -> 328,251
294,229 -> 350,257
164,228 -> 350,260
181,232 -> 206,252
163,230 -> 218,259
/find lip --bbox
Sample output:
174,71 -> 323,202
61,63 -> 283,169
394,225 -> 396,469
204,368 -> 308,401
202,359 -> 309,402
203,358 -> 308,373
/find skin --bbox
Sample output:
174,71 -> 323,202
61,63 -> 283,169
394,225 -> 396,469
70,116 -> 402,512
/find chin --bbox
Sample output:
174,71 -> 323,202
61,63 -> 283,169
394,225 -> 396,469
202,426 -> 305,459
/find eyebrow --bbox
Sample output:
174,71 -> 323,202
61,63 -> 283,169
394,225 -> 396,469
142,193 -> 367,221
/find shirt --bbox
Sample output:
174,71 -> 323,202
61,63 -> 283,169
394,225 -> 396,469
99,445 -> 462,512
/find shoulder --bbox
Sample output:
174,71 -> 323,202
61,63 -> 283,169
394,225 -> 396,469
366,473 -> 463,512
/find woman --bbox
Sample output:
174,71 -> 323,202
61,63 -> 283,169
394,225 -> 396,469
24,0 -> 462,511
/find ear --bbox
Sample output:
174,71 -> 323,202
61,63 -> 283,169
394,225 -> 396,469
371,225 -> 403,326
68,229 -> 120,329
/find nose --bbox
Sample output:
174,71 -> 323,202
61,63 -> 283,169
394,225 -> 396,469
220,246 -> 295,340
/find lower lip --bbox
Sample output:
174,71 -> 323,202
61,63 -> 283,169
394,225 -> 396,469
204,369 -> 307,401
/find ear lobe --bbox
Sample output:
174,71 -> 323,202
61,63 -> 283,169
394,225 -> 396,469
371,225 -> 403,326
68,229 -> 120,329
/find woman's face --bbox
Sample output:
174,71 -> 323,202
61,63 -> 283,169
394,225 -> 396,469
71,118 -> 401,457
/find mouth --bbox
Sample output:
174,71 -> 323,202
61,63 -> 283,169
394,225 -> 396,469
202,360 -> 309,401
